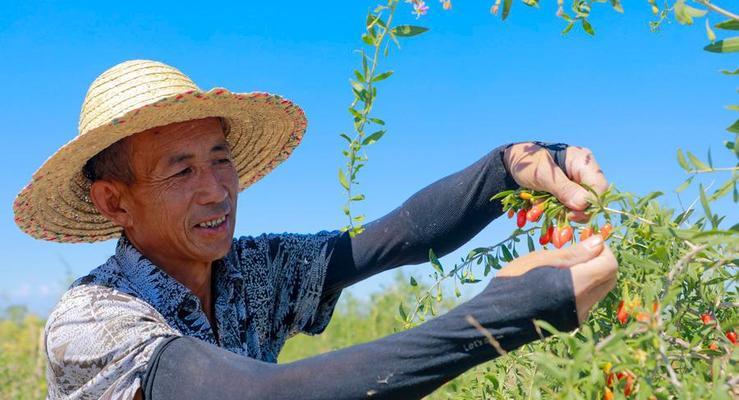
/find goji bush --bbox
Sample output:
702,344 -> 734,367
339,1 -> 738,398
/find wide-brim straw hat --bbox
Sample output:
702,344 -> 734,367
13,59 -> 308,243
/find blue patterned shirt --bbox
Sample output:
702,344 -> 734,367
44,231 -> 342,400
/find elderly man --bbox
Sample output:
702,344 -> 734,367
14,60 -> 617,399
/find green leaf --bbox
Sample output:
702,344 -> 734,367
699,184 -> 714,226
562,21 -> 575,35
501,245 -> 513,262
339,133 -> 352,143
677,149 -> 690,171
350,194 -> 366,202
392,25 -> 429,37
338,169 -> 350,190
687,151 -> 709,170
527,235 -> 535,252
727,119 -> 739,133
409,276 -> 417,286
362,130 -> 385,146
674,0 -> 707,25
582,19 -> 595,36
502,0 -> 513,20
715,19 -> 739,31
361,34 -> 376,46
372,71 -> 394,83
676,176 -> 694,193
704,37 -> 739,53
398,302 -> 407,320
429,248 -> 444,274
721,68 -> 739,75
368,117 -> 385,125
706,19 -> 716,43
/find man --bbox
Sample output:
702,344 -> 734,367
14,60 -> 617,399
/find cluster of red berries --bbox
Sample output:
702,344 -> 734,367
504,191 -> 612,249
602,363 -> 636,399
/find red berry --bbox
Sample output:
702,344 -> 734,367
600,223 -> 612,240
580,226 -> 593,241
616,300 -> 629,325
727,330 -> 737,345
526,203 -> 544,222
507,209 -> 515,219
701,313 -> 713,325
708,342 -> 719,351
551,226 -> 563,248
517,209 -> 527,228
539,225 -> 554,245
603,388 -> 614,400
559,225 -> 573,245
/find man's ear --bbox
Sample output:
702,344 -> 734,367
89,180 -> 133,228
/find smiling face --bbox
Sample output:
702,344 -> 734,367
101,117 -> 239,268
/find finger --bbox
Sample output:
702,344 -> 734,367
567,147 -> 609,196
512,235 -> 604,271
548,161 -> 592,212
570,244 -> 618,286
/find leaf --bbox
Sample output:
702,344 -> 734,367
715,19 -> 739,31
429,249 -> 444,274
527,235 -> 535,252
674,0 -> 707,25
350,194 -> 366,202
409,276 -> 417,286
561,21 -> 575,35
582,19 -> 595,36
727,119 -> 739,133
677,149 -> 690,171
610,0 -> 624,13
687,151 -> 709,170
704,37 -> 739,53
699,184 -> 714,226
368,117 -> 385,125
706,19 -> 716,43
398,302 -> 407,320
721,68 -> 739,75
362,130 -> 386,146
338,169 -> 350,190
502,0 -> 513,20
392,25 -> 429,37
372,71 -> 394,83
501,245 -> 513,262
676,176 -> 694,193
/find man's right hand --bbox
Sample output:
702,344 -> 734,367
496,235 -> 618,324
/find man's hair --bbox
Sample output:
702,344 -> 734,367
81,117 -> 231,185
82,137 -> 135,184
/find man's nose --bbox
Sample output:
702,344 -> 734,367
196,166 -> 228,204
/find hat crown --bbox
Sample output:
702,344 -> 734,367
78,60 -> 199,134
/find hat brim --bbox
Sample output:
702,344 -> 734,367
13,88 -> 307,243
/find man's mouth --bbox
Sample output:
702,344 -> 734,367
196,215 -> 227,229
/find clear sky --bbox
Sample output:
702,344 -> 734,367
1,1 -> 736,315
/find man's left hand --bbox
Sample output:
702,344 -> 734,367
503,142 -> 608,223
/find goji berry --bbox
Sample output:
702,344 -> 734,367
519,192 -> 533,200
551,226 -> 563,248
603,387 -> 614,400
517,209 -> 527,228
701,313 -> 713,325
580,225 -> 593,241
507,209 -> 515,219
526,203 -> 544,222
726,330 -> 737,345
539,225 -> 553,245
708,342 -> 719,351
616,300 -> 629,325
600,223 -> 613,240
559,225 -> 573,245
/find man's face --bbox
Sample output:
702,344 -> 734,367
121,117 -> 239,266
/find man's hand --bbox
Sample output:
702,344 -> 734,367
503,143 -> 608,222
497,235 -> 617,324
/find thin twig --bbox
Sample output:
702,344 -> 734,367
694,0 -> 739,21
466,315 -> 508,356
660,245 -> 708,302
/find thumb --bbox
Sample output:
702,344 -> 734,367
544,235 -> 604,268
552,177 -> 591,211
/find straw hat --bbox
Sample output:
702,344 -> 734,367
13,59 -> 308,243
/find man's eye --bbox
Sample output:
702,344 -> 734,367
217,158 -> 232,165
174,167 -> 192,177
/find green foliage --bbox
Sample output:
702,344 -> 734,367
0,307 -> 47,400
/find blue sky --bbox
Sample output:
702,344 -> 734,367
1,1 -> 736,315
